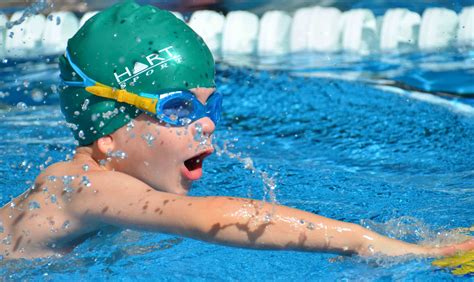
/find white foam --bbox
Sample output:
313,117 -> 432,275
457,6 -> 474,46
5,11 -> 46,58
418,8 -> 458,50
222,11 -> 259,55
79,11 -> 98,27
41,11 -> 79,55
290,7 -> 312,52
258,10 -> 291,55
380,9 -> 420,51
307,7 -> 343,52
341,9 -> 378,54
189,10 -> 225,54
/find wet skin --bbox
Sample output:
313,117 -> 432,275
0,87 -> 473,260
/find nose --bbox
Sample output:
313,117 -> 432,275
191,117 -> 215,137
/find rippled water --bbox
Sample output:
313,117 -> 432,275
0,52 -> 473,279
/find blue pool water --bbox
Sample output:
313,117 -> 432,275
0,51 -> 474,280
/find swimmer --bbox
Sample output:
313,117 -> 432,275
0,1 -> 472,260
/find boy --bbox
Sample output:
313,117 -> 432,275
0,2 -> 472,260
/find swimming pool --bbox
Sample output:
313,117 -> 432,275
0,47 -> 473,279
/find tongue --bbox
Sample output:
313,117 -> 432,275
181,156 -> 204,180
185,156 -> 203,171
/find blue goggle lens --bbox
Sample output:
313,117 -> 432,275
162,97 -> 195,119
157,91 -> 222,126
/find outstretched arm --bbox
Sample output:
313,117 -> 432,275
67,171 -> 473,257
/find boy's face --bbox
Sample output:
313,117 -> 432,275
110,88 -> 216,195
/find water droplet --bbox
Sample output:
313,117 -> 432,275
48,176 -> 57,182
2,58 -> 8,64
62,175 -> 75,185
31,89 -> 44,102
367,244 -> 375,254
55,16 -> 61,25
8,32 -> 14,38
82,164 -> 89,172
126,121 -> 135,131
141,133 -> 155,147
81,99 -> 89,111
74,111 -> 80,116
28,201 -> 40,210
2,234 -> 12,245
62,220 -> 70,230
63,186 -> 74,193
50,194 -> 57,203
16,102 -> 28,111
113,33 -> 118,37
307,222 -> 315,230
80,176 -> 92,187
78,130 -> 85,139
47,14 -> 53,21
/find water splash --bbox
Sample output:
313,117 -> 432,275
215,140 -> 278,206
360,216 -> 471,246
4,0 -> 52,30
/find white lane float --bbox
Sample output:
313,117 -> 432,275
0,6 -> 472,59
307,7 -> 344,52
41,11 -> 79,55
290,7 -> 312,52
457,6 -> 474,46
222,11 -> 259,55
5,12 -> 46,58
79,11 -> 98,27
380,8 -> 421,51
171,11 -> 184,21
341,9 -> 379,54
258,10 -> 292,55
189,10 -> 225,55
0,14 -> 7,57
418,8 -> 458,50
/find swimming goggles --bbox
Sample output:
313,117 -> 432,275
61,50 -> 222,126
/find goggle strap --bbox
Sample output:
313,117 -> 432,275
85,85 -> 158,114
65,50 -> 96,87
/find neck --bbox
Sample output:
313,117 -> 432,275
74,146 -> 114,171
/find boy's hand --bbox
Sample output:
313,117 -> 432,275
431,238 -> 474,257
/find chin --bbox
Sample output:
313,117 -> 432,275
177,178 -> 193,195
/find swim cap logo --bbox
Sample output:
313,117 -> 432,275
114,46 -> 182,89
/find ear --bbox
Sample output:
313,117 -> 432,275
96,135 -> 115,155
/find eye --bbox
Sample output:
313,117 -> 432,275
162,98 -> 194,118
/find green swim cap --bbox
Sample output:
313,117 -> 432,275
59,1 -> 215,146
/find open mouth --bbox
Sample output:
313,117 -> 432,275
181,150 -> 213,181
184,152 -> 209,171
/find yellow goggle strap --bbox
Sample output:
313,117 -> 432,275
85,83 -> 158,114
